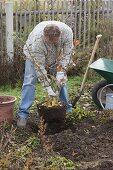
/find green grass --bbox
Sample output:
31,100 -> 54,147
0,74 -> 101,112
0,76 -> 82,111
0,82 -> 45,112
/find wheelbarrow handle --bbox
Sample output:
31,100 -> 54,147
80,34 -> 102,92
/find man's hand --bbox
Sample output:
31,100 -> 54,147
56,71 -> 67,88
68,61 -> 76,69
59,61 -> 76,71
45,86 -> 56,97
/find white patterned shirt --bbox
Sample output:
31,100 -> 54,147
23,21 -> 74,87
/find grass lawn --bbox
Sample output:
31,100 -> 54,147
0,75 -> 83,112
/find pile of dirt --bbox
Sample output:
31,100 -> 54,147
48,119 -> 113,169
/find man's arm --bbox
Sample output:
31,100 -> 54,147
59,28 -> 74,70
24,37 -> 51,88
23,34 -> 57,96
33,48 -> 48,85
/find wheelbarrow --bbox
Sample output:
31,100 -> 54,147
89,58 -> 113,108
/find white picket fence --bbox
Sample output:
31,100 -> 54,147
0,0 -> 113,60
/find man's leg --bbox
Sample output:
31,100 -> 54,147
59,85 -> 72,112
17,60 -> 37,126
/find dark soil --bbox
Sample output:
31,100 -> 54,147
1,85 -> 113,169
14,108 -> 113,170
0,96 -> 12,103
28,83 -> 113,170
46,117 -> 113,170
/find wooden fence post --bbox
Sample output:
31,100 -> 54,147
5,1 -> 14,61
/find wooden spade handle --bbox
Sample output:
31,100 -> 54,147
80,34 -> 102,92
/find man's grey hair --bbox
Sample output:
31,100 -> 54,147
44,24 -> 61,37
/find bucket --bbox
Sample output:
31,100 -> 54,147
99,84 -> 113,110
0,95 -> 17,123
105,93 -> 113,109
37,104 -> 66,123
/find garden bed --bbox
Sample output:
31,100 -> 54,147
1,83 -> 113,169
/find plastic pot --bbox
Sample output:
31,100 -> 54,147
0,95 -> 17,123
37,104 -> 66,123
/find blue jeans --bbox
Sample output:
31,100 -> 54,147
18,60 -> 72,118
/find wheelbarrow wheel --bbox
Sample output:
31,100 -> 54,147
92,80 -> 108,108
